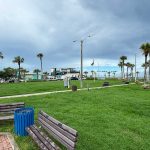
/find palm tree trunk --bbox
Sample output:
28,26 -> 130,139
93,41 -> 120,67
131,68 -> 133,80
149,54 -> 150,82
123,61 -> 125,79
144,55 -> 147,84
18,63 -> 21,80
40,58 -> 43,72
40,58 -> 43,80
24,72 -> 25,80
37,72 -> 39,80
121,67 -> 123,79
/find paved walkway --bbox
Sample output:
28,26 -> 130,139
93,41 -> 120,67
0,134 -> 13,150
0,83 -> 135,99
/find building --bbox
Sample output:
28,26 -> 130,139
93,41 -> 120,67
25,73 -> 42,80
50,68 -> 80,79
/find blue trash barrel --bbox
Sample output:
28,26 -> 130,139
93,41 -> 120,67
14,107 -> 34,136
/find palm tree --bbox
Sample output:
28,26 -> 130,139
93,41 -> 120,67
0,52 -> 4,60
43,72 -> 49,80
91,70 -> 94,78
130,64 -> 135,80
20,68 -> 29,80
136,71 -> 140,80
120,56 -> 127,79
140,43 -> 149,83
146,43 -> 150,82
125,62 -> 131,80
118,61 -> 123,79
107,71 -> 111,78
112,71 -> 117,78
12,56 -> 24,80
84,71 -> 88,77
102,71 -> 107,79
33,69 -> 41,80
37,53 -> 44,73
142,62 -> 148,81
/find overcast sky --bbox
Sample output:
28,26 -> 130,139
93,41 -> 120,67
0,0 -> 150,73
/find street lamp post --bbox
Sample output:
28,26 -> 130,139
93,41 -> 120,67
73,35 -> 92,88
80,40 -> 83,88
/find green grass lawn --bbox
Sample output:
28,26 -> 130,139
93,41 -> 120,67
0,84 -> 150,150
0,79 -> 122,97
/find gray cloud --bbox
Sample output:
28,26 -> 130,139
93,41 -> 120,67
0,0 -> 150,72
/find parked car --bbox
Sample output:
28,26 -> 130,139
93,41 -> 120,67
8,79 -> 15,83
70,77 -> 78,80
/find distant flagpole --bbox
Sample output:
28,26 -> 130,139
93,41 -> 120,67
91,59 -> 94,66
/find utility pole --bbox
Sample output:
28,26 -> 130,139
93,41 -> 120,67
80,40 -> 83,88
135,53 -> 137,82
73,35 -> 92,88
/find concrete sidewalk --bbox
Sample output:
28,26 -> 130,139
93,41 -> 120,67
0,83 -> 134,99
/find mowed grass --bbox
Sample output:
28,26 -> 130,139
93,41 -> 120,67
0,79 -> 122,97
0,84 -> 150,150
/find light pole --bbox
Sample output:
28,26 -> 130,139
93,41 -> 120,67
73,35 -> 91,88
80,40 -> 83,88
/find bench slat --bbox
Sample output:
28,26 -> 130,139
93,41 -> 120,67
33,125 -> 61,150
0,107 -> 24,113
26,127 -> 49,150
0,115 -> 14,121
0,104 -> 24,109
39,118 -> 75,150
40,111 -> 78,137
0,102 -> 25,121
30,126 -> 56,150
39,114 -> 77,142
0,102 -> 25,107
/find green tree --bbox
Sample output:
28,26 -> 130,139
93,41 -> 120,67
120,56 -> 127,79
33,69 -> 41,80
0,67 -> 16,79
12,56 -> 24,80
20,68 -> 29,80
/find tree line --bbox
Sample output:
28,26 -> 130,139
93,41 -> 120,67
0,52 -> 44,80
0,42 -> 150,82
118,42 -> 150,83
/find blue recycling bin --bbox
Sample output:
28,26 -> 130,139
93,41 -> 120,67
14,107 -> 34,136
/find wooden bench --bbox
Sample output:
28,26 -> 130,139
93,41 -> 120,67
26,111 -> 78,150
0,102 -> 25,121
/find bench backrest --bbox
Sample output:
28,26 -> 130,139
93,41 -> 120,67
38,111 -> 78,150
0,102 -> 25,114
